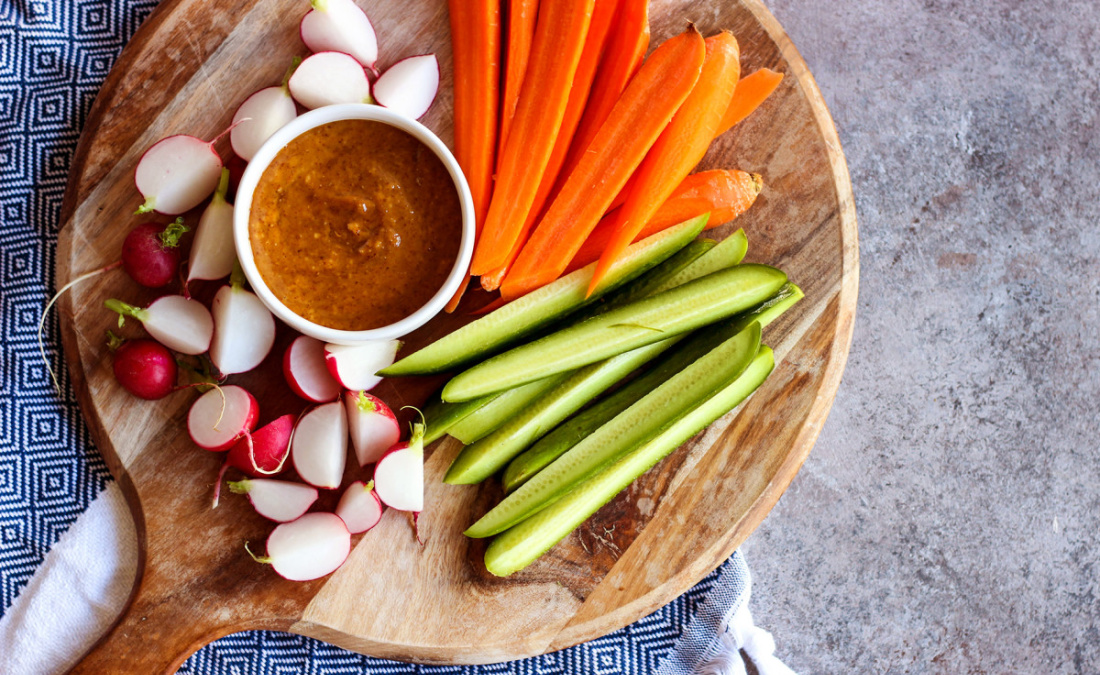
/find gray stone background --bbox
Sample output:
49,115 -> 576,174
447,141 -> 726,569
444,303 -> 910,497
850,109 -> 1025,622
742,0 -> 1100,672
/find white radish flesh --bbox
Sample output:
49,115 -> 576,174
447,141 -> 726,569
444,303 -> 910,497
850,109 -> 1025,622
335,480 -> 383,533
187,169 -> 236,282
249,512 -> 350,581
291,401 -> 348,489
210,282 -> 277,375
134,134 -> 223,215
230,86 -> 297,162
229,478 -> 318,522
299,0 -> 379,72
187,385 -> 259,451
373,423 -> 424,512
288,52 -> 371,110
324,340 -> 400,392
105,296 -> 214,355
372,54 -> 439,120
345,391 -> 400,466
284,336 -> 341,403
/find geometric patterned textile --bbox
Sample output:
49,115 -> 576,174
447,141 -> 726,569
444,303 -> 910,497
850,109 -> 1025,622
0,1 -> 748,672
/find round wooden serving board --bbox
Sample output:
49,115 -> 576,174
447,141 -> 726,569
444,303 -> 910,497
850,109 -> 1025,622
56,0 -> 857,671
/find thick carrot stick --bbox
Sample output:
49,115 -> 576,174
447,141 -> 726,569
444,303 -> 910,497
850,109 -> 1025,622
587,33 -> 740,295
445,0 -> 501,312
471,0 -> 596,276
714,68 -> 784,137
479,0 -> 618,292
501,25 -> 706,300
497,0 -> 538,161
568,169 -> 763,271
559,0 -> 649,181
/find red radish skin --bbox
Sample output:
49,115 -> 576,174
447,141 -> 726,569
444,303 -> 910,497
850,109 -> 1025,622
122,218 -> 189,288
373,422 -> 424,513
187,385 -> 260,451
187,169 -> 235,283
288,52 -> 372,110
335,480 -> 383,534
134,134 -> 224,215
344,390 -> 400,467
229,478 -> 318,522
299,0 -> 379,72
247,512 -> 351,581
111,338 -> 177,400
226,414 -> 295,476
291,401 -> 348,489
209,275 -> 277,376
284,335 -> 341,403
372,54 -> 440,120
323,340 -> 400,392
105,295 -> 213,355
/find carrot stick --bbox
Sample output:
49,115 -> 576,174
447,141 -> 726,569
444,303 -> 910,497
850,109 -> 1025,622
559,0 -> 649,181
497,0 -> 538,161
501,25 -> 706,300
470,0 -> 596,276
445,0 -> 501,312
479,0 -> 618,292
587,32 -> 741,295
568,169 -> 763,271
714,68 -> 784,137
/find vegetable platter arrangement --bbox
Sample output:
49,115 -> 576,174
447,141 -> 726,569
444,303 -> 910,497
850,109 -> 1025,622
53,0 -> 857,670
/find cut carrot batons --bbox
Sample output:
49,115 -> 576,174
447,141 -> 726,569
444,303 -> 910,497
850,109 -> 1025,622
497,0 -> 538,160
714,68 -> 784,137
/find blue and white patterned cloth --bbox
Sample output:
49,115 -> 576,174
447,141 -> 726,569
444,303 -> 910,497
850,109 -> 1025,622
0,2 -> 793,672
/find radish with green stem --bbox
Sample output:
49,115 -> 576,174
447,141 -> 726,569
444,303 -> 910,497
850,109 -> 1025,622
230,61 -> 300,162
226,414 -> 295,476
291,400 -> 348,489
299,0 -> 378,73
109,333 -> 178,400
187,385 -> 260,451
246,512 -> 351,581
345,391 -> 399,466
229,478 -> 318,522
122,218 -> 189,288
187,169 -> 235,282
134,133 -> 227,215
336,480 -> 383,533
209,265 -> 276,375
373,54 -> 439,120
284,335 -> 341,403
373,422 -> 424,512
288,52 -> 372,110
323,340 -> 400,391
105,295 -> 213,355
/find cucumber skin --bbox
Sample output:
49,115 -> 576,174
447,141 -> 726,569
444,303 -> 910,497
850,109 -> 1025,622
443,264 -> 787,402
503,283 -> 805,494
446,374 -> 569,446
651,228 -> 748,295
464,321 -> 762,539
380,217 -> 708,377
484,346 -> 775,577
422,393 -> 498,445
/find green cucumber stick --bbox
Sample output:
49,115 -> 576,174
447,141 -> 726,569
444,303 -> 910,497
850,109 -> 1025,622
448,374 -> 571,445
422,391 -> 501,445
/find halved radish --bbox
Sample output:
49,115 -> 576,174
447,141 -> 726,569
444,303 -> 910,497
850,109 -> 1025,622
105,295 -> 213,355
372,54 -> 439,120
284,335 -> 341,403
209,277 -> 276,376
187,385 -> 260,451
247,512 -> 351,581
345,390 -> 400,466
324,340 -> 400,392
226,414 -> 295,476
335,480 -> 383,533
187,169 -> 235,282
230,79 -> 297,162
229,478 -> 318,522
288,52 -> 371,110
373,422 -> 424,512
134,134 -> 224,215
299,0 -> 378,72
291,401 -> 348,489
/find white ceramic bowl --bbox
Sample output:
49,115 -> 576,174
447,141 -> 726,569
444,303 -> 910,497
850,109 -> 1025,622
233,104 -> 475,345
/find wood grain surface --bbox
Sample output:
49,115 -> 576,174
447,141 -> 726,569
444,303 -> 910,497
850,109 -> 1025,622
56,0 -> 858,670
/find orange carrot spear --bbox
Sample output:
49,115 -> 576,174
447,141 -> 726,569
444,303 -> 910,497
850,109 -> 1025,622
714,68 -> 784,137
497,0 -> 538,159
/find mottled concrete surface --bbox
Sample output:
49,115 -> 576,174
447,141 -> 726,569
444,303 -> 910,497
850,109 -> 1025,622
742,1 -> 1100,672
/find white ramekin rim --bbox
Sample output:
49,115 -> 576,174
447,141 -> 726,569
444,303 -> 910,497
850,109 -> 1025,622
233,103 -> 474,345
